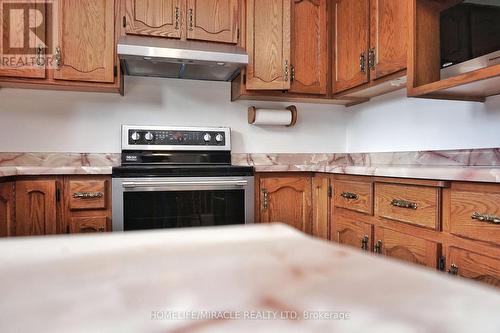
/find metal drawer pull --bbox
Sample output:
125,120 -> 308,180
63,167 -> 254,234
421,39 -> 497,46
123,180 -> 247,188
361,235 -> 369,251
471,212 -> 500,224
391,199 -> 418,210
374,240 -> 383,254
73,192 -> 104,199
448,264 -> 459,275
340,192 -> 358,200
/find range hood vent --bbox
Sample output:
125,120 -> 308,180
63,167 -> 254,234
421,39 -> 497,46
118,36 -> 248,83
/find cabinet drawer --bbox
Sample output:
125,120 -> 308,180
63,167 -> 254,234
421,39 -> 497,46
448,183 -> 500,244
70,217 -> 107,233
446,246 -> 500,288
375,183 -> 440,230
375,226 -> 440,268
333,180 -> 373,215
69,180 -> 107,210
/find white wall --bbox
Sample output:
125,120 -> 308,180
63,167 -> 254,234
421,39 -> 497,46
1,77 -> 500,154
0,76 -> 348,153
346,90 -> 500,153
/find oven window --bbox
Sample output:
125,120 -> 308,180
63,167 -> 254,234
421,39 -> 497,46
123,190 -> 245,230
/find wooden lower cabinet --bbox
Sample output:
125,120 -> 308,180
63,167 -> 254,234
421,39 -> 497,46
0,182 -> 15,237
445,245 -> 500,287
0,176 -> 111,237
312,174 -> 330,239
70,217 -> 107,234
332,212 -> 373,252
258,175 -> 312,234
374,226 -> 440,268
15,180 -> 58,236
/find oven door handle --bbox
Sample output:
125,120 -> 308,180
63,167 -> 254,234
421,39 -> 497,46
122,180 -> 248,189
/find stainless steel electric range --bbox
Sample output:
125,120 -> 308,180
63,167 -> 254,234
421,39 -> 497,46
112,125 -> 254,231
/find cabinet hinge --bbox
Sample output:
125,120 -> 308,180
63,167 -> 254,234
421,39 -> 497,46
56,187 -> 61,203
114,65 -> 118,78
327,185 -> 333,198
243,74 -> 246,84
438,256 -> 446,271
122,16 -> 126,28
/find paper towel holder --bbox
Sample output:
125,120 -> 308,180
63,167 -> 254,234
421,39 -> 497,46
247,105 -> 298,127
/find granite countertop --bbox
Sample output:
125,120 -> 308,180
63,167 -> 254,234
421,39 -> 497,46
0,223 -> 499,333
1,149 -> 500,183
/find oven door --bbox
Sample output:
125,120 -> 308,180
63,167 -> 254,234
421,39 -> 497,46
112,176 -> 254,231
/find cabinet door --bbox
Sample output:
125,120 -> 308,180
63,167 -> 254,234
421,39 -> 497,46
260,176 -> 312,234
0,0 -> 46,78
186,0 -> 239,43
0,183 -> 15,237
333,0 -> 369,93
124,0 -> 182,38
333,215 -> 373,252
369,0 -> 409,81
70,217 -> 107,233
312,174 -> 330,239
53,0 -> 115,83
246,0 -> 291,90
446,246 -> 500,288
15,180 -> 57,236
289,0 -> 328,94
374,226 -> 439,268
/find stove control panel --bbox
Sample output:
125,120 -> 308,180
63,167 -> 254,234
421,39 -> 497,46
122,126 -> 230,151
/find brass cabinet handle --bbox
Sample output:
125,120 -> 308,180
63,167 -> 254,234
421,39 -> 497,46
368,48 -> 376,71
361,235 -> 369,251
73,192 -> 104,199
448,264 -> 459,275
80,224 -> 105,233
359,52 -> 366,73
188,8 -> 194,31
471,212 -> 500,224
290,64 -> 295,83
54,46 -> 62,69
262,189 -> 269,210
340,192 -> 358,200
374,240 -> 383,254
175,7 -> 180,30
36,45 -> 45,66
391,199 -> 418,210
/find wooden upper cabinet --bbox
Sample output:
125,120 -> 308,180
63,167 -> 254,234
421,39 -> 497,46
15,180 -> 57,237
369,0 -> 409,81
374,226 -> 439,268
289,0 -> 328,94
124,0 -> 182,38
0,183 -> 15,237
333,0 -> 369,93
53,0 -> 115,83
0,1 -> 46,79
259,176 -> 312,234
186,0 -> 239,43
246,0 -> 291,90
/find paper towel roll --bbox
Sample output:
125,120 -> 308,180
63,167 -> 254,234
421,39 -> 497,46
248,106 -> 297,126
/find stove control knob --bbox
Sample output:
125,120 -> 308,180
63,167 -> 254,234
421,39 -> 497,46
131,132 -> 140,141
203,133 -> 212,142
215,133 -> 224,142
145,132 -> 154,141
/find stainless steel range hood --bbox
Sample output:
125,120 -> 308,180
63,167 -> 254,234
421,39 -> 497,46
118,36 -> 248,82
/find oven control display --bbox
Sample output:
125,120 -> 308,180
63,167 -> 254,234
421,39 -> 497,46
128,130 -> 226,146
